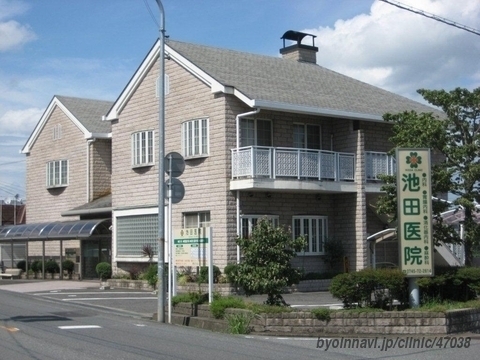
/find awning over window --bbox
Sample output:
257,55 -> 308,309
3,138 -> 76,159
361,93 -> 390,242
0,218 -> 111,241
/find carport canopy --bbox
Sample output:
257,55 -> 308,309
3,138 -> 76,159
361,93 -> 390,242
0,218 -> 111,242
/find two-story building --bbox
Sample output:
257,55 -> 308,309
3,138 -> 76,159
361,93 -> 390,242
0,95 -> 113,278
104,31 -> 444,275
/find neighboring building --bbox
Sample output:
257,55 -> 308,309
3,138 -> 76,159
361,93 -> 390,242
104,31 -> 444,275
0,95 -> 113,277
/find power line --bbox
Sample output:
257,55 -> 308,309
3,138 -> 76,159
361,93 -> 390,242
380,0 -> 480,37
0,160 -> 25,166
143,0 -> 159,28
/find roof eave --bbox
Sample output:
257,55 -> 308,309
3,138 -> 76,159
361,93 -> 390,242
252,100 -> 384,122
61,207 -> 112,217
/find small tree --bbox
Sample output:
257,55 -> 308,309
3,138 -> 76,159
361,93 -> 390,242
233,218 -> 306,306
96,262 -> 112,281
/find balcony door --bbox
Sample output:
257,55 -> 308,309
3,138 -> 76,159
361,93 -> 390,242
240,119 -> 272,147
293,124 -> 321,150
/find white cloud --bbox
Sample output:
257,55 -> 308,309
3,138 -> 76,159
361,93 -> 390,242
0,20 -> 36,52
0,107 -> 44,136
302,0 -> 480,100
0,0 -> 35,52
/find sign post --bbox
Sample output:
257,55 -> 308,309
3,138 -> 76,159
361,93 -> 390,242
396,149 -> 434,308
173,227 -> 213,302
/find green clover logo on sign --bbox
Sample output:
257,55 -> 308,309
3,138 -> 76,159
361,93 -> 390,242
406,152 -> 422,169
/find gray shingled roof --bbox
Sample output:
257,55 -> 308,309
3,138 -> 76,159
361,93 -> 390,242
56,95 -> 113,133
167,40 -> 443,119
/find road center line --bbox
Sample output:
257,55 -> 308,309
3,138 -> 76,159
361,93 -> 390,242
58,325 -> 101,330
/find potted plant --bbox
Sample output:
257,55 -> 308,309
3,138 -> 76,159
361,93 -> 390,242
62,259 -> 75,279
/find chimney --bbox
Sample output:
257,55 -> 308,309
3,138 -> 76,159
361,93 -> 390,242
280,30 -> 318,64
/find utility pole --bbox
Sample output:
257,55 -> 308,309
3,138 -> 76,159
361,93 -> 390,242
155,0 -> 166,323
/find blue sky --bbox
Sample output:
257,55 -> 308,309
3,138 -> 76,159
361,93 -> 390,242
1,0 -> 479,201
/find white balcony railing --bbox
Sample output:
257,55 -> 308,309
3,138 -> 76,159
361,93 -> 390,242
365,151 -> 396,181
231,146 -> 355,181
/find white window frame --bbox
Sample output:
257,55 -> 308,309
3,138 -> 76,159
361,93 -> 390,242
46,160 -> 69,188
181,118 -> 209,159
292,215 -> 328,255
156,74 -> 170,97
240,118 -> 272,147
241,215 -> 279,239
184,211 -> 210,228
131,130 -> 155,167
293,123 -> 321,150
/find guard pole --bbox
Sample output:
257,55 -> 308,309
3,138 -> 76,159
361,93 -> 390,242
409,278 -> 419,308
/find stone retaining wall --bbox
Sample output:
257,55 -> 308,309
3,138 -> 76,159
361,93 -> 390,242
171,303 -> 480,335
106,279 -> 331,294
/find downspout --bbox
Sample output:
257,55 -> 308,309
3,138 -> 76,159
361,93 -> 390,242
86,139 -> 96,203
235,109 -> 260,263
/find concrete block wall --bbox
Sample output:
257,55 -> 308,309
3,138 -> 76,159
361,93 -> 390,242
25,105 -> 87,257
111,55 -> 237,270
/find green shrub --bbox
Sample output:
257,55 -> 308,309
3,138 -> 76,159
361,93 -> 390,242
301,271 -> 341,280
417,266 -> 480,303
30,260 -> 43,273
45,260 -> 59,274
96,262 -> 112,280
329,268 -> 407,309
16,260 -> 27,272
225,312 -> 254,334
198,265 -> 221,283
311,308 -> 332,322
210,296 -> 246,319
143,263 -> 158,289
223,263 -> 239,284
62,260 -> 75,275
171,291 -> 208,306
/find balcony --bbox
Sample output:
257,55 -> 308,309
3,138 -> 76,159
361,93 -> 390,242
365,151 -> 396,181
231,146 -> 355,181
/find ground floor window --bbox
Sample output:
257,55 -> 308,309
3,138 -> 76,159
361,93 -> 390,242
241,215 -> 279,239
293,216 -> 328,255
184,212 -> 210,228
116,213 -> 158,257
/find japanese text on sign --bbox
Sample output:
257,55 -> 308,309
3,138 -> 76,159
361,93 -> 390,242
396,149 -> 433,277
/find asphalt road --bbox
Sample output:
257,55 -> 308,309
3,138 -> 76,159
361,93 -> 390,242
1,280 -> 480,359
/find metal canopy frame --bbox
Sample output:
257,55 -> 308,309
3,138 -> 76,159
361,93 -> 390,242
0,219 -> 111,281
0,218 -> 111,242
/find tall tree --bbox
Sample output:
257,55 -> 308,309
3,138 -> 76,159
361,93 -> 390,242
377,87 -> 480,266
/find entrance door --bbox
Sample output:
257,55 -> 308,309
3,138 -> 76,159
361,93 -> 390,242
82,239 -> 111,279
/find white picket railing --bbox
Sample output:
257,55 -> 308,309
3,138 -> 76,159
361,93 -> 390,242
231,146 -> 355,181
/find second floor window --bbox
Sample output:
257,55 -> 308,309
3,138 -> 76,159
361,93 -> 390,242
240,118 -> 272,147
46,160 -> 68,188
293,124 -> 321,150
132,130 -> 154,167
182,118 -> 209,158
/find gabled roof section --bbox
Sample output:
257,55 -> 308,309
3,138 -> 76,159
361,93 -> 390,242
105,39 -> 443,122
22,95 -> 113,154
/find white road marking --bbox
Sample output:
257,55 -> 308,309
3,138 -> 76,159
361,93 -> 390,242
33,291 -> 150,296
58,325 -> 101,330
62,297 -> 157,301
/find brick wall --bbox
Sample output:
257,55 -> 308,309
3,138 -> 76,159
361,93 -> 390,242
90,139 -> 111,200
